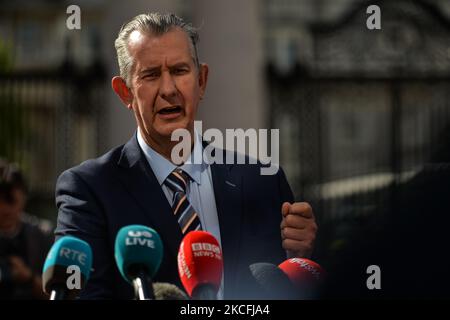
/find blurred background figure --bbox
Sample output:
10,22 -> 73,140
0,159 -> 52,299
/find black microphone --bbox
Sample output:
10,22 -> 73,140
114,225 -> 164,300
153,282 -> 189,300
248,262 -> 298,299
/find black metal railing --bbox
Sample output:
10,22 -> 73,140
0,67 -> 107,219
265,0 -> 450,262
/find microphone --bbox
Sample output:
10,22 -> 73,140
177,231 -> 223,300
42,236 -> 93,300
248,262 -> 297,299
278,258 -> 325,299
153,282 -> 188,300
114,225 -> 163,300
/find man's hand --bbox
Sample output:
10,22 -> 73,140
280,202 -> 318,258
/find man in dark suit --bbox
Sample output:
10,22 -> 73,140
55,12 -> 317,299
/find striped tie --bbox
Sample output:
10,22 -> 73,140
164,168 -> 202,234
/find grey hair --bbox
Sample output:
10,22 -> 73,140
114,12 -> 200,87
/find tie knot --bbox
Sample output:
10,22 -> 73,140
165,168 -> 189,194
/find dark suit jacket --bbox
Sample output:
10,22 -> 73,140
55,134 -> 294,299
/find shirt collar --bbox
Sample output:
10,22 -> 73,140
136,128 -> 205,186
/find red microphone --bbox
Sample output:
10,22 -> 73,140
177,231 -> 223,300
278,258 -> 325,299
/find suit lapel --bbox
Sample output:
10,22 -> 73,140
210,159 -> 243,297
116,134 -> 183,260
116,137 -> 244,295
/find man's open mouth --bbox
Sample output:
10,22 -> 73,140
158,106 -> 182,115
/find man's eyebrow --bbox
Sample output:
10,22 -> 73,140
169,62 -> 191,69
138,66 -> 161,75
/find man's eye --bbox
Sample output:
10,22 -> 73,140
143,73 -> 159,79
173,69 -> 188,75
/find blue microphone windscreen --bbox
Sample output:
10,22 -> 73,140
43,236 -> 93,280
114,225 -> 163,283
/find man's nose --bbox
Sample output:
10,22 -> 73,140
159,72 -> 177,100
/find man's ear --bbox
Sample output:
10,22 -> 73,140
198,63 -> 209,99
112,76 -> 133,109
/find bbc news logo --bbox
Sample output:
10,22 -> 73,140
191,242 -> 221,254
288,258 -> 322,280
191,242 -> 222,259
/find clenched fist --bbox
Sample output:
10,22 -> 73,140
280,202 -> 317,258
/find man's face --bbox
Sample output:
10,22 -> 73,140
0,189 -> 25,230
125,28 -> 208,143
